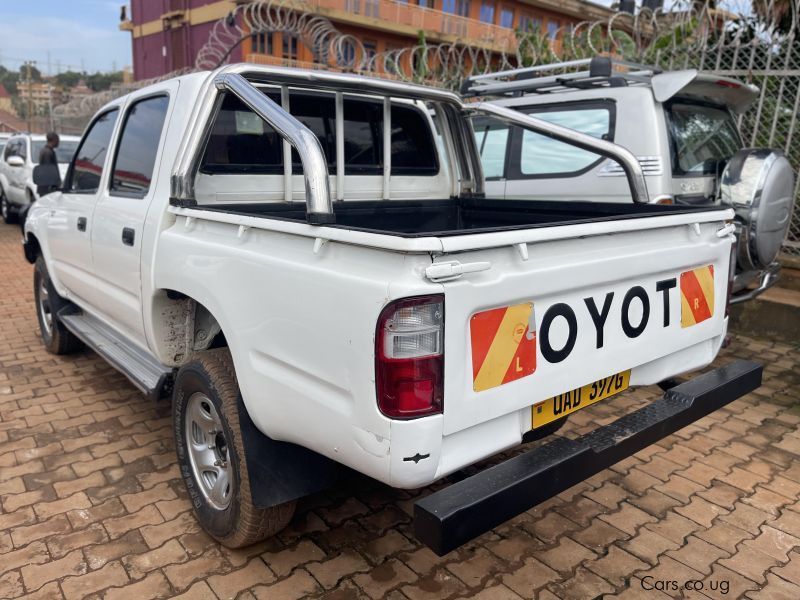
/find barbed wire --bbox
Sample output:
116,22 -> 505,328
52,0 -> 796,114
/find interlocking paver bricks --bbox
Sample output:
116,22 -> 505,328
0,222 -> 799,597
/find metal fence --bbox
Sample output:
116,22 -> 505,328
606,2 -> 800,259
51,0 -> 800,257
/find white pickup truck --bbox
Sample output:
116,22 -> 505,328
25,64 -> 761,555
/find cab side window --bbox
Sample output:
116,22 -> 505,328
110,96 -> 170,197
508,102 -> 614,179
68,109 -> 120,193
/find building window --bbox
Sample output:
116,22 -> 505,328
442,0 -> 470,16
338,40 -> 357,67
520,15 -> 541,32
479,2 -> 495,23
499,8 -> 514,28
251,32 -> 273,55
365,0 -> 380,17
363,40 -> 377,69
418,0 -> 433,7
282,34 -> 298,60
547,21 -> 558,39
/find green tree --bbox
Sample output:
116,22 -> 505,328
54,70 -> 84,89
0,65 -> 19,95
85,71 -> 124,92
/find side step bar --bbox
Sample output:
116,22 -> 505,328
59,308 -> 174,400
414,360 -> 762,556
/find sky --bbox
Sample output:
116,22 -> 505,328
0,1 -> 132,75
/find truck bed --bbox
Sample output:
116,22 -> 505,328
187,198 -> 727,238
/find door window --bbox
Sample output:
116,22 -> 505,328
509,102 -> 614,178
67,109 -> 120,193
110,95 -> 170,197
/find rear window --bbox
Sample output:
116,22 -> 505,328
200,90 -> 438,176
665,101 -> 742,175
32,140 -> 80,164
473,117 -> 509,179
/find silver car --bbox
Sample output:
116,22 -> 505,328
467,57 -> 796,303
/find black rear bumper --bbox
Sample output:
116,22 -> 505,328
414,359 -> 762,556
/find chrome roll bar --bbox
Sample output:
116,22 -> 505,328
468,102 -> 650,204
214,72 -> 334,223
170,65 -> 470,223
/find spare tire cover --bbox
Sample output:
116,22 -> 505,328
719,148 -> 795,270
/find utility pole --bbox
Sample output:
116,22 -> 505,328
23,60 -> 36,133
48,84 -> 54,132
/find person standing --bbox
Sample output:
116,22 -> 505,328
36,132 -> 61,197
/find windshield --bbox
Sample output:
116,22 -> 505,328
32,140 -> 80,164
666,102 -> 742,175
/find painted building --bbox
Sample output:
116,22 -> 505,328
16,82 -> 64,115
122,0 -> 614,80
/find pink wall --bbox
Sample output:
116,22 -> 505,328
131,9 -> 243,80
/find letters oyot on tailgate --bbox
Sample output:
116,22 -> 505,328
469,265 -> 716,428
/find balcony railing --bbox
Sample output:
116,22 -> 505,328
286,0 -> 517,52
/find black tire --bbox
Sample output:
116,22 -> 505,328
173,348 -> 295,548
1,192 -> 16,225
33,257 -> 83,355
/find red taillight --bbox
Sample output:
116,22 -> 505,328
725,235 -> 737,317
375,295 -> 444,419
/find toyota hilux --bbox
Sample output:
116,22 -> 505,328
24,64 -> 761,555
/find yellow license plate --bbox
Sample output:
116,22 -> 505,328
532,370 -> 631,429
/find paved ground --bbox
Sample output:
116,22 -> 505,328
1,222 -> 800,600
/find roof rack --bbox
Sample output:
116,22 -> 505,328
461,56 -> 663,98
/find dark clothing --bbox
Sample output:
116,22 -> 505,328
36,145 -> 60,197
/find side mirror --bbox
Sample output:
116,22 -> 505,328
6,155 -> 24,168
32,163 -> 61,187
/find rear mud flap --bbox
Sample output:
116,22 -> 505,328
236,395 -> 339,508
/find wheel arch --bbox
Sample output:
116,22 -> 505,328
23,232 -> 41,265
148,288 -> 229,369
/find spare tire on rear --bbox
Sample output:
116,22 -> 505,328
719,148 -> 795,271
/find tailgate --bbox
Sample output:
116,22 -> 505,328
438,214 -> 734,435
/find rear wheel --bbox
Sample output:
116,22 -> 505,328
173,348 -> 295,548
1,192 -> 16,224
33,257 -> 83,355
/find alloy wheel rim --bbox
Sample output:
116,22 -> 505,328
184,392 -> 233,510
37,276 -> 53,336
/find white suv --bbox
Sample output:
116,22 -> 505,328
466,58 -> 796,304
0,133 -> 80,223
